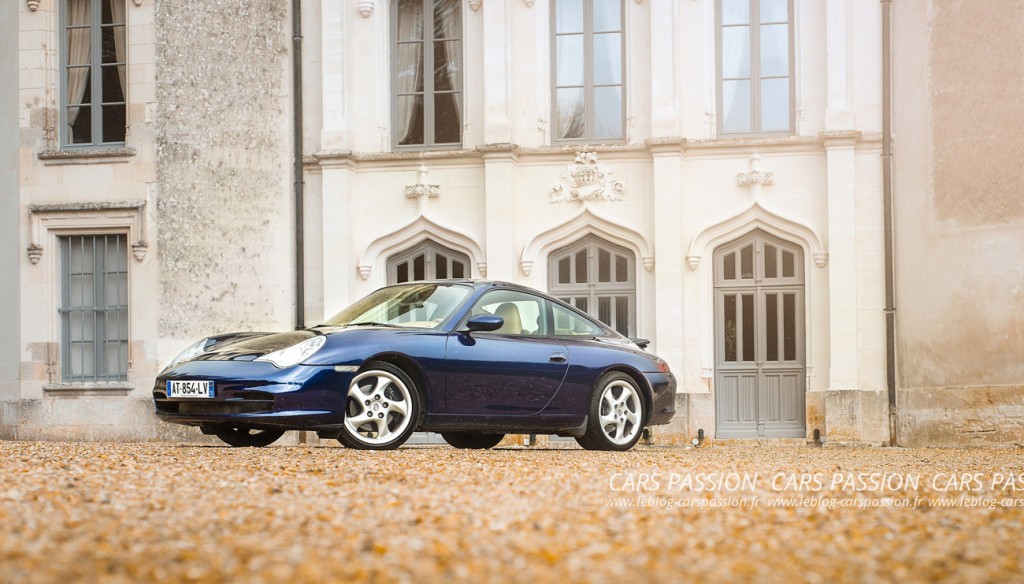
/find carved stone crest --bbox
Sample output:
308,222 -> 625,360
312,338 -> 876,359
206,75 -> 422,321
550,151 -> 624,203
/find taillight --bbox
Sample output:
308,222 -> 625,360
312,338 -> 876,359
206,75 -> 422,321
656,358 -> 671,373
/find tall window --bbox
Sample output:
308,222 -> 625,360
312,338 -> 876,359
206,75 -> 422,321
387,239 -> 470,284
552,0 -> 624,142
392,0 -> 462,148
60,235 -> 129,382
717,0 -> 793,135
548,236 -> 635,336
62,0 -> 127,146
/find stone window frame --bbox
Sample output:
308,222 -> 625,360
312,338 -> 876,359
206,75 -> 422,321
59,0 -> 130,149
390,0 -> 464,151
550,0 -> 627,144
716,0 -> 795,136
27,202 -> 146,393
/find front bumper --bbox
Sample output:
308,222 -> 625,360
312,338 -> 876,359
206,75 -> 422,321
644,371 -> 677,426
153,361 -> 352,432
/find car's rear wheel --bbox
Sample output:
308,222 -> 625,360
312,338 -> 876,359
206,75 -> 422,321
441,432 -> 505,449
214,427 -> 285,448
576,372 -> 646,451
338,362 -> 421,450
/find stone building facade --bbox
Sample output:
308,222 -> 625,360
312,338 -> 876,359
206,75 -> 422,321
1,0 -> 295,440
1,0 -> 1020,446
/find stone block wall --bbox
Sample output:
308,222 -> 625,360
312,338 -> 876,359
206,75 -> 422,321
154,0 -> 295,344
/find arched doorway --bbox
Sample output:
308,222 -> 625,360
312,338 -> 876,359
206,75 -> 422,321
714,230 -> 806,438
548,235 -> 637,337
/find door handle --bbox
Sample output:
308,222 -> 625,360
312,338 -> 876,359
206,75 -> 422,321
549,352 -> 567,363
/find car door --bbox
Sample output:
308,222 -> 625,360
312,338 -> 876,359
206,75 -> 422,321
445,289 -> 568,416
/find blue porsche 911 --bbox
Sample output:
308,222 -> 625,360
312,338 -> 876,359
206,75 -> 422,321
154,280 -> 676,451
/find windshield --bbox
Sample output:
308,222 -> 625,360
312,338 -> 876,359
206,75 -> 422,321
321,283 -> 472,329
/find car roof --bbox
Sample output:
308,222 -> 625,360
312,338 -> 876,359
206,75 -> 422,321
390,279 -> 531,291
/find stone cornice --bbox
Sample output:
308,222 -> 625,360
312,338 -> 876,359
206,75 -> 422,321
37,147 -> 137,165
29,201 -> 146,213
307,133 -> 884,169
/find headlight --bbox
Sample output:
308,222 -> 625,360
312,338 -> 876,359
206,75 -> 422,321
165,338 -> 211,370
255,336 -> 327,368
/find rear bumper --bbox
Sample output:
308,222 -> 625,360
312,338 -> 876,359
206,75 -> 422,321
644,371 -> 677,426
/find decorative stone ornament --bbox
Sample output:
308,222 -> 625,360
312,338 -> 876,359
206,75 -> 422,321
736,154 -> 775,186
550,151 -> 624,203
405,165 -> 440,199
132,239 -> 148,260
27,244 -> 43,264
357,0 -> 373,18
27,0 -> 40,11
468,0 -> 482,10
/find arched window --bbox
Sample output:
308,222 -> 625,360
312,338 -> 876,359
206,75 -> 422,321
387,239 -> 469,284
548,235 -> 636,336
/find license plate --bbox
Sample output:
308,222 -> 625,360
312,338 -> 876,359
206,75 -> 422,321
167,380 -> 215,398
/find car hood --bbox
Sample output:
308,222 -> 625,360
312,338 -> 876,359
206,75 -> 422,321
195,330 -> 319,361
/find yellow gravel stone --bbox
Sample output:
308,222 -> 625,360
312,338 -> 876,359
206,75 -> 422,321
1,441 -> 1022,583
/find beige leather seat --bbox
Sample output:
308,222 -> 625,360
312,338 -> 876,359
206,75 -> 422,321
494,302 -> 523,335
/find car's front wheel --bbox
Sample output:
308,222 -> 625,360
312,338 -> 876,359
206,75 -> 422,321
338,362 -> 421,450
576,372 -> 647,451
214,427 -> 285,448
441,432 -> 505,449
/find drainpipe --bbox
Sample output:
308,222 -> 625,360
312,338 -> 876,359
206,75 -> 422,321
881,0 -> 897,446
292,0 -> 305,330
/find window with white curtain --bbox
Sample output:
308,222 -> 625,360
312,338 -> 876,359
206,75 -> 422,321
717,0 -> 793,135
552,0 -> 625,142
392,0 -> 462,149
62,0 -> 127,146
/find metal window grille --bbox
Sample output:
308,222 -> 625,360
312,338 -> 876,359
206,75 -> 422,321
59,234 -> 129,382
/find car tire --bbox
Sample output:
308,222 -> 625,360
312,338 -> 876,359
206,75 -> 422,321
337,361 -> 421,450
214,428 -> 286,448
575,372 -> 647,451
441,432 -> 505,449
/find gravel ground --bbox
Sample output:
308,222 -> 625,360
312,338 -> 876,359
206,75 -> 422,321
1,441 -> 1023,583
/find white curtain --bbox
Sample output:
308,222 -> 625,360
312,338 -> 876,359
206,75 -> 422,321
555,1 -> 585,139
721,26 -> 751,132
66,0 -> 91,128
395,0 -> 423,144
437,0 -> 461,127
109,0 -> 127,97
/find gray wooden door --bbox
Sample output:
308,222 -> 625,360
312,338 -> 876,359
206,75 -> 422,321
714,232 -> 805,438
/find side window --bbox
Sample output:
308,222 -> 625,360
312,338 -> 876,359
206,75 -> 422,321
468,290 -> 548,336
552,303 -> 603,337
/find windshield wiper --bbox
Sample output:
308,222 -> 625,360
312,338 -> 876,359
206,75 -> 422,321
345,322 -> 400,328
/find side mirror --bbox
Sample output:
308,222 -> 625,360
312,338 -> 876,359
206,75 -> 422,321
465,314 -> 503,332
